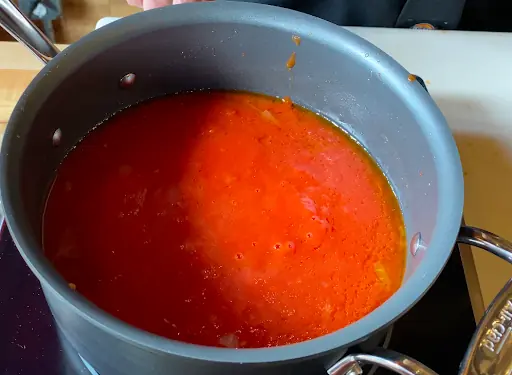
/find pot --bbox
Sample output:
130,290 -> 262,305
0,1 -> 511,374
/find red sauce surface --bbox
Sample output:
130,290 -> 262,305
43,91 -> 405,348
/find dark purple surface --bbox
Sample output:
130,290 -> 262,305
0,222 -> 475,375
0,224 -> 89,375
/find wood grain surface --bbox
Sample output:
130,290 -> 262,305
0,70 -> 38,138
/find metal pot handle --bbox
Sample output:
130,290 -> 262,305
0,0 -> 59,63
327,348 -> 438,375
459,277 -> 512,375
457,225 -> 512,375
458,226 -> 512,264
328,225 -> 512,375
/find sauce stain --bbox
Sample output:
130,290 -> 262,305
286,52 -> 296,70
292,35 -> 301,46
407,74 -> 417,82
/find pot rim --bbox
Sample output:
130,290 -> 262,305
0,1 -> 464,364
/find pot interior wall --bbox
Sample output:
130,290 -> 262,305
10,16 -> 442,301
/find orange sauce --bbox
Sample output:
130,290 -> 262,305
292,35 -> 301,46
43,91 -> 405,348
286,52 -> 296,70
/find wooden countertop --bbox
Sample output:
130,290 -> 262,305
0,43 -> 66,136
2,26 -> 512,322
0,70 -> 35,131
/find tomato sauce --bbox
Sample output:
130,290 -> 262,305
43,91 -> 405,348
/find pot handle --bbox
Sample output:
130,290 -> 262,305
328,225 -> 512,375
0,0 -> 59,63
327,349 -> 438,375
457,226 -> 512,264
459,277 -> 512,375
457,225 -> 512,375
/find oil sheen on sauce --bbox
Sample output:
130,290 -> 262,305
43,91 -> 406,348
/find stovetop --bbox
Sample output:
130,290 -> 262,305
0,224 -> 476,375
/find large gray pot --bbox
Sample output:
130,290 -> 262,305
1,1 -> 511,375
